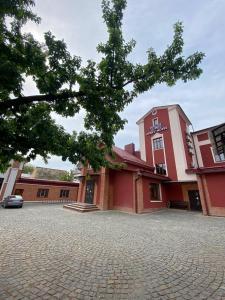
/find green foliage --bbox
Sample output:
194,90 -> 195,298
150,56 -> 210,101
59,170 -> 74,182
0,0 -> 204,171
23,163 -> 34,174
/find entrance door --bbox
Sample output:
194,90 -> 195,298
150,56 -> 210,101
85,180 -> 95,204
188,190 -> 202,211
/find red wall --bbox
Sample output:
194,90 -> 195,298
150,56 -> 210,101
197,132 -> 209,141
200,144 -> 225,168
142,177 -> 167,209
110,170 -> 134,209
14,182 -> 78,202
143,108 -> 178,180
163,182 -> 184,202
205,173 -> 225,207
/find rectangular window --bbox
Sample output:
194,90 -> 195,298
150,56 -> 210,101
15,189 -> 24,196
37,189 -> 49,198
214,152 -> 225,162
150,183 -> 161,201
153,137 -> 163,150
152,118 -> 158,126
155,163 -> 167,175
212,148 -> 225,162
60,189 -> 70,198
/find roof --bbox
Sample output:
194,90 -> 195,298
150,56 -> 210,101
112,146 -> 154,170
191,123 -> 225,135
17,177 -> 79,187
136,104 -> 192,126
186,166 -> 225,174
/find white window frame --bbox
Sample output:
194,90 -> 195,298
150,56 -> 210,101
211,147 -> 225,163
152,137 -> 164,150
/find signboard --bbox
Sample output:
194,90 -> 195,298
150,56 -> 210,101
146,123 -> 168,135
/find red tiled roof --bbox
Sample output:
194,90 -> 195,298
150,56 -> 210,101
112,146 -> 153,169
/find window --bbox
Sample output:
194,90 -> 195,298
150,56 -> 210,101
60,189 -> 70,198
153,137 -> 163,150
212,148 -> 225,162
214,152 -> 225,162
37,189 -> 49,198
15,189 -> 24,195
152,118 -> 158,126
155,163 -> 167,175
150,183 -> 161,201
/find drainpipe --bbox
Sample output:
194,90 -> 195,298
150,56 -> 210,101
134,171 -> 141,214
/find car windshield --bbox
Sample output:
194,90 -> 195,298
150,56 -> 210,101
10,195 -> 22,199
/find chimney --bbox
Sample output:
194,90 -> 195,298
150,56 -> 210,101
124,143 -> 135,155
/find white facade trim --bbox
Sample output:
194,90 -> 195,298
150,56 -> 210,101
168,107 -> 196,181
138,121 -> 146,161
3,168 -> 18,198
197,140 -> 210,146
192,134 -> 204,167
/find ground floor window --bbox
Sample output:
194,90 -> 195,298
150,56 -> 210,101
15,189 -> 24,196
150,183 -> 161,201
37,189 -> 49,198
60,189 -> 70,198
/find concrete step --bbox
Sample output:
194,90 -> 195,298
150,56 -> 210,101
63,202 -> 100,213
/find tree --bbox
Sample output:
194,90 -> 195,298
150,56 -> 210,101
22,163 -> 35,174
0,0 -> 204,171
59,170 -> 74,182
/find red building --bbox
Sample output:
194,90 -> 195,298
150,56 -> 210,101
75,104 -> 225,217
0,163 -> 79,203
189,124 -> 225,216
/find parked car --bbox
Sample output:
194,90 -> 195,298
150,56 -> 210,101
1,195 -> 23,208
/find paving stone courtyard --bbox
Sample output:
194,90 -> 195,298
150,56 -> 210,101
0,204 -> 225,300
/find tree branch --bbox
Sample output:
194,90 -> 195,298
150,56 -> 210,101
0,90 -> 85,112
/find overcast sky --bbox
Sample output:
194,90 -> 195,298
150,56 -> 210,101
24,0 -> 225,170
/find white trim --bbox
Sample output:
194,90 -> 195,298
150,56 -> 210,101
150,200 -> 163,203
197,140 -> 210,146
138,121 -> 146,161
168,107 -> 196,181
192,134 -> 204,167
3,168 -> 18,198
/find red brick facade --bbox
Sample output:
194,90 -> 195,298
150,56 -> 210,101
14,178 -> 78,202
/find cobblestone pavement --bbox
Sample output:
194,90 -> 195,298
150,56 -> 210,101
1,204 -> 225,300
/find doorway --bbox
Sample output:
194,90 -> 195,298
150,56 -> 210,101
85,180 -> 95,204
188,190 -> 202,211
